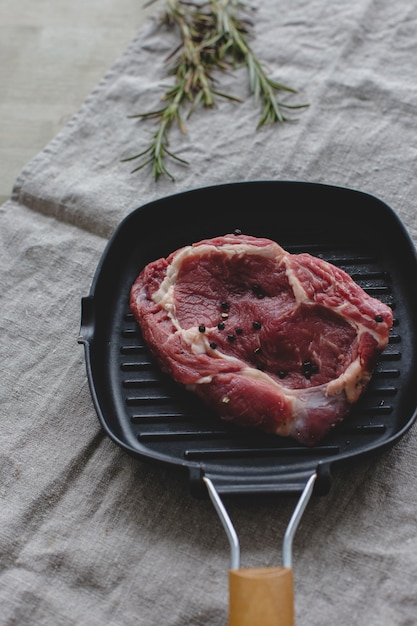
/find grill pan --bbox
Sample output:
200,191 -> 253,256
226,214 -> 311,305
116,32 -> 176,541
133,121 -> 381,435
79,181 -> 417,624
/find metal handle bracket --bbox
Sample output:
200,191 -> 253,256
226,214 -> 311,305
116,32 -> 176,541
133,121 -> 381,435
204,472 -> 317,570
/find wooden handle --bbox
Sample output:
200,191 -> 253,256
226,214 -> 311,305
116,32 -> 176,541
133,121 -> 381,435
229,567 -> 294,626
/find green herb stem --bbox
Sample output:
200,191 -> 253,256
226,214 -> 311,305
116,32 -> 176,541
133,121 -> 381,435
123,0 -> 306,180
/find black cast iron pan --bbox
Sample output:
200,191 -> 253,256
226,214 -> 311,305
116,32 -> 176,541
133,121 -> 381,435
79,181 -> 417,624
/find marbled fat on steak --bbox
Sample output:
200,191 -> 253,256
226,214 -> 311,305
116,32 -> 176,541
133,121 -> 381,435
130,234 -> 393,445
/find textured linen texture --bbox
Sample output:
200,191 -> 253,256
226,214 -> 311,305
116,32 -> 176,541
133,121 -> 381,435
1,0 -> 417,624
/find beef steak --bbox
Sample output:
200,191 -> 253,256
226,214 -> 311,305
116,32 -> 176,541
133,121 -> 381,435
130,233 -> 393,445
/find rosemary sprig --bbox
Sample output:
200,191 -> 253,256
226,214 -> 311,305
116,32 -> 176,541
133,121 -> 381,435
123,0 -> 306,181
122,82 -> 189,181
213,0 -> 304,127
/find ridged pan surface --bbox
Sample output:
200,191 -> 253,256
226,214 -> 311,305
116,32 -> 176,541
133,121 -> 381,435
79,182 -> 417,496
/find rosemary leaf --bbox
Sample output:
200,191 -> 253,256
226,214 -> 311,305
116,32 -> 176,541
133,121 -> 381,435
124,0 -> 307,181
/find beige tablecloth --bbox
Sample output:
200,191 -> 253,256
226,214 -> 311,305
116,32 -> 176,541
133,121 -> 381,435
2,1 -> 417,624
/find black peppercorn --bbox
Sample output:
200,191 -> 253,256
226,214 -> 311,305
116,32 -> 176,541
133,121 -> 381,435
198,325 -> 206,333
302,360 -> 319,379
252,284 -> 265,299
227,334 -> 236,342
253,321 -> 261,330
375,314 -> 383,323
218,322 -> 225,330
210,342 -> 217,349
235,327 -> 243,335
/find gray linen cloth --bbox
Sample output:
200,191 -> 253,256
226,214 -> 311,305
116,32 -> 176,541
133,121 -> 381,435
1,1 -> 417,624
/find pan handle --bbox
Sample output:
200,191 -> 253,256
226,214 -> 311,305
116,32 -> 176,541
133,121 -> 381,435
203,473 -> 317,626
229,566 -> 294,626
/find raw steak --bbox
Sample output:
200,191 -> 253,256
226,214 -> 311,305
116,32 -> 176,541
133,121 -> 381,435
130,233 -> 393,445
